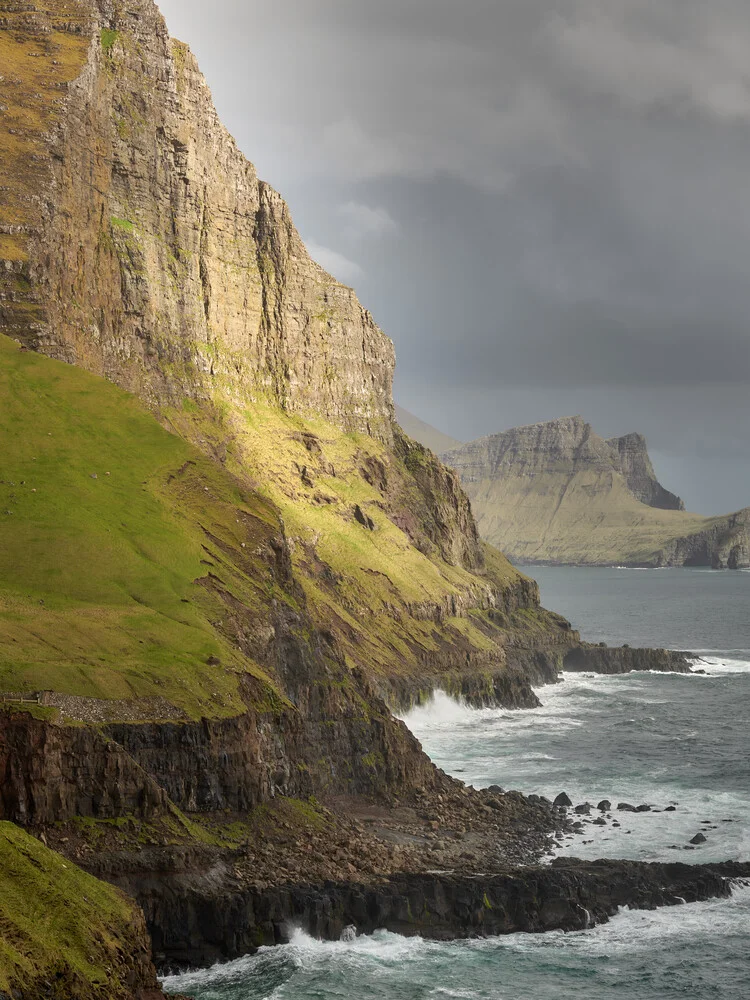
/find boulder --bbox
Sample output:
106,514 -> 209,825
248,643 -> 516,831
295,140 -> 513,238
554,793 -> 573,808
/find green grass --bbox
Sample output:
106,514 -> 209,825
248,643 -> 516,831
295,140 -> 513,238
167,395 -> 538,681
110,214 -> 134,231
100,28 -> 119,52
0,821 -> 143,996
0,335 -> 284,718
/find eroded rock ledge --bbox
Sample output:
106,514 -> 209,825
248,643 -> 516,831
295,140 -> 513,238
144,859 -> 749,970
563,645 -> 693,675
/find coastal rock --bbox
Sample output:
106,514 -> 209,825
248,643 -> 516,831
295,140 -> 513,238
597,800 -> 612,811
554,793 -> 573,808
564,646 -> 693,674
1,2 -> 743,993
119,858 -> 750,968
606,433 -> 684,511
442,417 -> 750,568
690,833 -> 707,845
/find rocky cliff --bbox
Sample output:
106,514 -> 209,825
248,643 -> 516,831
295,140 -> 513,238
0,1 -> 718,991
443,416 -> 750,568
2,0 -> 394,443
606,432 -> 684,511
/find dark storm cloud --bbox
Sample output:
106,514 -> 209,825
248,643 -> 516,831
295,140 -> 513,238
157,0 -> 750,512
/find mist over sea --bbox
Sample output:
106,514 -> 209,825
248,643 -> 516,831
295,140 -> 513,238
165,567 -> 750,1000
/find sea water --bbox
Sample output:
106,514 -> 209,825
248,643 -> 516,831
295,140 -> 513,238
164,567 -> 750,999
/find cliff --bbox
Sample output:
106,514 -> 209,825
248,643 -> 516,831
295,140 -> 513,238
0,0 -> 575,738
1,0 -> 394,443
606,432 -> 684,511
0,0 -> 713,990
443,416 -> 750,568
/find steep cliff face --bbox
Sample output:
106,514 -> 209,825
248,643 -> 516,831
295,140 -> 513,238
2,0 -> 394,443
0,2 -> 707,987
606,433 -> 684,511
0,0 -> 585,837
443,417 -> 750,568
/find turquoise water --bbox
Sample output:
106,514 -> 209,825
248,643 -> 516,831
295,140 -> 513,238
164,567 -> 750,999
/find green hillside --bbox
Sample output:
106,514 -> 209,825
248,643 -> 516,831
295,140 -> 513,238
0,334 -> 283,718
0,821 -> 154,997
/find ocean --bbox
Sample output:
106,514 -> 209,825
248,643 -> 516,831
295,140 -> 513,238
164,566 -> 750,999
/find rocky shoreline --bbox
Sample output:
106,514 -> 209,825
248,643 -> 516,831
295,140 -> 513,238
148,859 -> 750,973
2,641 -> 705,988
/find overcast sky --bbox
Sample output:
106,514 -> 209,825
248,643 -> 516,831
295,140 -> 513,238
158,0 -> 750,513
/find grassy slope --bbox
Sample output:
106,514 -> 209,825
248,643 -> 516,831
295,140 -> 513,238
0,821 -> 149,997
468,466 -> 716,565
0,334 -> 285,718
0,333 -> 539,721
168,400 -> 532,680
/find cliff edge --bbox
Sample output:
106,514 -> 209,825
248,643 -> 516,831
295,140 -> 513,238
0,0 -> 709,987
443,416 -> 749,568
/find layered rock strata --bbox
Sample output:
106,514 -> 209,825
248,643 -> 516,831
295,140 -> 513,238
119,856 -> 750,969
2,0 -> 394,442
443,417 -> 750,568
0,0 -> 737,991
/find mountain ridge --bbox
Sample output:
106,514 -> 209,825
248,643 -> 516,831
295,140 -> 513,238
395,404 -> 463,454
442,416 -> 749,568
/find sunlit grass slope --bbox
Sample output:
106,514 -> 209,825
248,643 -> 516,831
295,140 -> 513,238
0,821 -> 150,997
0,335 -> 283,718
169,399 -> 542,681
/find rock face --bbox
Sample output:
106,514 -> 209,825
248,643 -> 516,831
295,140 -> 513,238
606,433 -> 684,511
2,0 -> 394,443
0,2 -> 736,990
443,416 -> 750,568
125,857 -> 748,968
563,645 -> 693,675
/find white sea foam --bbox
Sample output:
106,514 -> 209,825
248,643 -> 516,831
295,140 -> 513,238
472,884 -> 750,958
162,927 -> 437,992
162,889 -> 750,995
694,654 -> 750,675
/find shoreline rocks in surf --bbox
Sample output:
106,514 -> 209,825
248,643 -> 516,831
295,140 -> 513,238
148,859 -> 750,970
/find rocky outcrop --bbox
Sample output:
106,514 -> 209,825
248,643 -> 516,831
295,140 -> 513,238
2,0 -> 394,444
563,645 -> 694,674
606,432 -> 684,510
0,712 -> 170,826
443,417 -> 750,568
123,857 -> 749,969
654,507 -> 750,569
